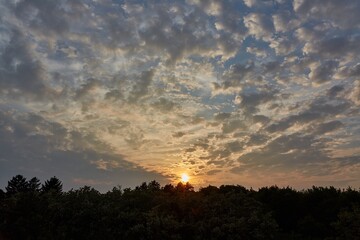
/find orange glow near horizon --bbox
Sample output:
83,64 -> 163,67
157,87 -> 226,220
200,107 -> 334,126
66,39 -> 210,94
181,173 -> 189,183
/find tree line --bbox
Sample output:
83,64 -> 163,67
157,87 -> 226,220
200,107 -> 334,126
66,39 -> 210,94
0,175 -> 359,239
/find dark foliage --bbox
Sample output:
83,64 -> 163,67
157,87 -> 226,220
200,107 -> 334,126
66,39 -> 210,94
0,176 -> 359,240
5,175 -> 29,195
28,177 -> 41,192
41,176 -> 63,194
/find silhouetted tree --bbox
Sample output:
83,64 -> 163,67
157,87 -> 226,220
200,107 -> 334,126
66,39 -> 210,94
5,175 -> 28,195
163,183 -> 175,193
28,177 -> 41,192
333,205 -> 360,239
1,175 -> 360,239
199,185 -> 219,195
175,182 -> 194,192
42,176 -> 63,193
148,180 -> 161,192
1,176 -> 44,239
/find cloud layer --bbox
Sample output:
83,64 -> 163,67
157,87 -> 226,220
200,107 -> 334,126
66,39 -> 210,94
0,0 -> 359,190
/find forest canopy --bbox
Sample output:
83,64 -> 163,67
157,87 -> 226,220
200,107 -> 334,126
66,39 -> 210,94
0,175 -> 359,240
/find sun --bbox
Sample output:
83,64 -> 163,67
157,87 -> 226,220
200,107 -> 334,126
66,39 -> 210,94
181,173 -> 189,183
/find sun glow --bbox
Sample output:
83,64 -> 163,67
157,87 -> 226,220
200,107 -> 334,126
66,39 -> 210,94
181,173 -> 189,183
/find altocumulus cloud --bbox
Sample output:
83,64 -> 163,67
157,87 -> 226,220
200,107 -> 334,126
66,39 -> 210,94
0,0 -> 359,190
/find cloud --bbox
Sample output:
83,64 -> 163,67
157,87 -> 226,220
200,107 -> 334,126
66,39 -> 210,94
0,109 -> 167,191
0,0 -> 359,189
236,133 -> 330,172
7,0 -> 71,35
222,62 -> 256,88
349,81 -> 360,105
151,97 -> 179,113
243,0 -> 258,8
311,121 -> 343,135
247,133 -> 269,146
128,70 -> 155,103
0,30 -> 51,99
119,1 -> 244,63
266,97 -> 350,133
74,78 -> 101,100
337,64 -> 360,78
236,87 -> 279,114
309,60 -> 339,84
269,36 -> 298,56
225,141 -> 244,153
244,13 -> 274,41
327,85 -> 345,98
214,112 -> 232,121
172,132 -> 185,138
233,127 -> 360,181
246,46 -> 268,58
187,0 -> 246,57
303,35 -> 360,59
272,11 -> 300,33
294,0 -> 360,29
105,89 -> 123,102
207,169 -> 222,175
222,119 -> 246,134
243,0 -> 276,8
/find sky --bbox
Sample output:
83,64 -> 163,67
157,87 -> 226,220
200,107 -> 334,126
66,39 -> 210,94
0,0 -> 360,191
